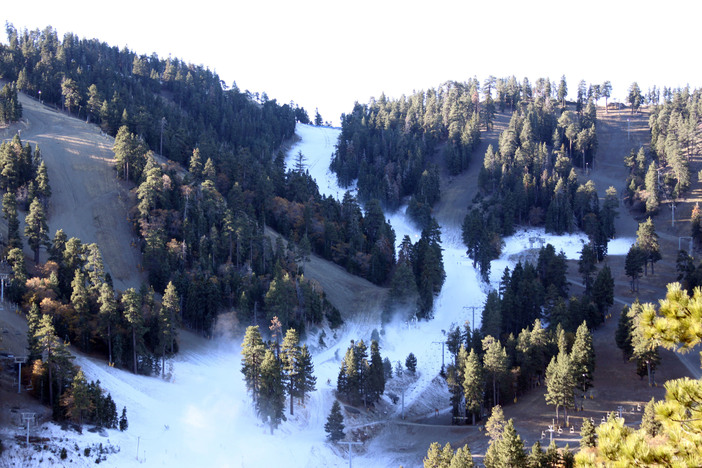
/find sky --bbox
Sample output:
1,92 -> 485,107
3,0 -> 702,126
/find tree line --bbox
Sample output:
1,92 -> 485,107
0,81 -> 22,123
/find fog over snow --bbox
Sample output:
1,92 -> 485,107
4,124 -> 634,467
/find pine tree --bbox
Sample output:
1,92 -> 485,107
24,197 -> 50,263
449,445 -> 474,468
61,370 -> 92,425
2,191 -> 20,249
570,321 -> 595,404
257,349 -> 286,434
241,325 -> 265,401
482,336 -> 508,407
367,340 -> 385,403
424,442 -> 453,468
405,352 -> 417,374
640,397 -> 661,438
281,328 -> 301,415
636,218 -> 662,276
119,407 -> 128,431
121,288 -> 144,374
527,441 -> 547,468
324,400 -> 345,442
484,406 -> 505,446
98,282 -> 117,364
463,349 -> 484,425
70,270 -> 90,351
382,357 -> 393,380
544,350 -> 575,426
630,302 -> 660,386
580,417 -> 597,448
158,282 -> 179,376
485,419 -> 526,468
645,162 -> 659,214
295,344 -> 316,404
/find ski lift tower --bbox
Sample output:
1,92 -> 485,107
21,412 -> 35,445
14,356 -> 26,393
0,260 -> 11,304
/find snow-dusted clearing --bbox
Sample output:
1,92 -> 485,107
2,123 -> 635,468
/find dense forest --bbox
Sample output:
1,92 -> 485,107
0,25 -> 437,341
330,81 -> 482,220
462,78 -> 615,280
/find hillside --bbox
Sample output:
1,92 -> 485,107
0,92 -> 145,291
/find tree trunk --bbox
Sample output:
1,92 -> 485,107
493,376 -> 498,407
289,380 -> 294,416
107,322 -> 112,365
48,349 -> 53,406
162,344 -> 166,378
132,327 -> 138,374
647,360 -> 652,387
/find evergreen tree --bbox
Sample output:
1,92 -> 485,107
485,405 -> 506,443
121,288 -> 144,374
629,302 -> 660,386
324,400 -> 345,442
424,442 -> 453,468
382,357 -> 393,380
281,328 -> 301,415
70,270 -> 90,351
463,349 -> 484,425
580,417 -> 597,449
295,344 -> 316,404
636,218 -> 661,275
544,350 -> 575,425
24,197 -> 50,263
35,314 -> 74,407
485,419 -> 527,468
119,407 -> 128,431
527,441 -> 547,468
645,162 -> 659,214
591,265 -> 614,322
615,305 -> 634,360
2,191 -> 20,249
158,282 -> 179,376
640,397 -> 661,438
482,336 -> 508,407
367,340 -> 385,402
570,321 -> 595,403
450,445 -> 474,468
624,245 -> 646,292
61,370 -> 92,425
98,282 -> 117,364
257,348 -> 286,434
241,325 -> 265,402
405,352 -> 417,374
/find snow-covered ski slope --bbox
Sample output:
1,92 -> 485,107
3,123 -> 634,468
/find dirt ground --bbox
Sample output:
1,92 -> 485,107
0,93 -> 145,292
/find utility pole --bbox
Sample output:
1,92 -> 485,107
15,356 -> 26,393
463,306 -> 480,332
339,441 -> 362,468
432,341 -> 445,369
401,389 -> 406,420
